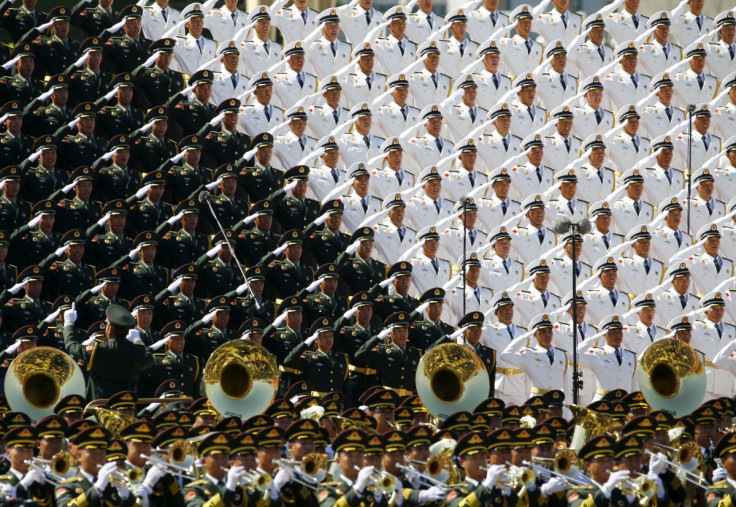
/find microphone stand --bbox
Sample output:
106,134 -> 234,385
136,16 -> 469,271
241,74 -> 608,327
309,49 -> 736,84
462,198 -> 470,316
686,104 -> 695,236
570,224 -> 580,406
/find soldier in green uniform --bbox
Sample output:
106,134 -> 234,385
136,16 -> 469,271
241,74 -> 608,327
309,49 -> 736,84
338,227 -> 388,298
129,294 -> 159,346
201,99 -> 251,169
94,134 -> 140,202
85,199 -> 132,269
58,102 -> 105,172
304,199 -> 351,267
185,295 -> 236,363
2,266 -> 51,331
304,264 -> 348,324
142,321 -> 200,397
270,165 -> 320,234
0,44 -> 43,104
197,230 -> 242,298
264,296 -> 304,397
0,425 -> 54,505
355,311 -> 421,397
21,135 -> 69,204
158,199 -> 209,269
25,74 -> 71,138
102,5 -> 152,74
165,135 -> 213,204
265,230 -> 314,301
167,69 -> 216,142
707,431 -> 736,506
68,37 -> 113,108
156,263 -> 206,326
0,101 -> 34,167
372,262 -> 417,324
132,38 -> 185,111
10,199 -> 59,270
0,231 -> 18,294
200,164 -> 249,232
77,267 -> 129,328
55,167 -> 103,232
127,170 -> 175,236
30,7 -> 79,78
96,72 -> 144,139
237,133 -> 283,204
131,107 -> 178,173
120,231 -> 169,300
135,423 -> 189,505
234,200 -> 280,266
70,0 -> 118,38
0,1 -> 47,43
285,317 -> 349,396
566,435 -> 634,507
47,229 -> 95,299
0,166 -> 32,241
409,288 -> 454,351
225,266 -> 275,331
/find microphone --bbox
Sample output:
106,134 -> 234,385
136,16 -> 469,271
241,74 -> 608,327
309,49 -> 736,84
198,190 -> 211,203
551,217 -> 592,235
687,104 -> 696,113
572,217 -> 592,235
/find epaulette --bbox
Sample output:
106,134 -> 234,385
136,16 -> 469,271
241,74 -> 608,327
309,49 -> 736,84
184,479 -> 210,487
58,476 -> 84,484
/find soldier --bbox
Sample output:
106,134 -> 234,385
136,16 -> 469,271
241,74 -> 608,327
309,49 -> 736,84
141,0 -> 180,41
535,41 -> 578,112
236,133 -> 280,205
0,44 -> 43,104
442,138 -> 487,203
572,76 -> 615,139
341,163 -> 381,233
617,225 -> 664,297
373,74 -> 418,142
147,323 -> 201,397
155,263 -> 205,325
94,135 -> 140,202
21,136 -> 69,204
480,225 -> 523,294
0,0 -> 46,43
672,42 -> 717,110
70,0 -> 118,38
498,5 -> 543,78
271,0 -> 317,44
340,227 -> 387,297
407,42 -> 451,110
25,75 -> 71,138
341,44 -> 386,110
638,12 -> 681,77
511,259 -> 561,328
273,106 -> 315,173
568,14 -> 613,80
606,0 -> 650,46
131,108 -> 179,173
0,101 -> 34,167
707,11 -> 736,82
355,311 -> 421,396
96,73 -> 144,139
198,230 -> 242,297
372,194 -> 415,266
446,255 -> 493,325
570,134 -> 615,208
610,105 -> 650,175
510,194 -> 556,266
272,41 -> 317,110
233,200 -> 277,265
0,232 -> 17,294
581,201 -> 621,264
31,7 -> 79,78
127,171 -> 175,236
304,201 -> 350,268
536,0 -> 582,46
682,168 -> 725,235
68,37 -> 112,107
168,70 -> 216,142
158,199 -> 208,269
0,167 -> 32,245
77,267 -> 129,328
47,229 -> 95,299
542,106 -> 580,174
85,199 -> 132,269
306,76 -> 349,141
165,135 -> 212,205
0,426 -> 52,505
337,104 -> 383,171
227,266 -> 275,333
694,291 -> 736,400
58,102 -> 105,172
444,77 -> 486,145
133,39 -> 186,111
373,262 -> 418,323
201,164 -> 249,231
170,3 -> 216,76
204,0 -> 247,43
641,136 -> 685,208
509,73 -> 547,140
671,0 -> 713,47
209,43 -> 248,107
270,165 -> 320,233
103,5 -> 152,74
55,167 -> 103,232
603,42 -> 651,111
408,226 -> 451,299
439,9 -> 478,77
689,224 -> 733,296
673,104 -> 721,174
239,7 -> 281,78
371,7 -> 415,78
186,295 -> 237,362
578,315 -> 637,399
120,231 -> 168,300
302,264 -> 346,323
405,102 -> 456,176
623,293 -> 666,354
1,266 -> 51,331
469,42 -> 509,115
585,256 -> 631,325
237,72 -> 284,139
304,137 -> 344,202
266,230 -> 313,300
651,197 -> 692,266
305,9 -> 351,79
264,296 -> 304,394
128,294 -> 159,346
409,288 -> 453,351
475,104 -> 520,176
11,200 -> 60,270
404,167 -> 453,233
547,232 -> 593,297
439,199 -> 486,262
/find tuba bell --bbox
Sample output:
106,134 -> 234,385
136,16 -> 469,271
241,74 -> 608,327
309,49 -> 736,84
4,347 -> 86,423
415,343 -> 490,421
202,340 -> 279,419
567,405 -> 619,451
638,338 -> 706,417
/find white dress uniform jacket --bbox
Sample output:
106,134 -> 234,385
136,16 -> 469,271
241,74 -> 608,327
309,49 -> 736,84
671,12 -> 714,48
534,70 -> 578,111
509,100 -> 547,139
507,162 -> 554,203
369,166 -> 414,200
653,287 -> 699,328
473,70 -> 512,112
237,103 -> 284,137
673,131 -> 722,173
577,344 -> 636,399
547,256 -> 593,297
405,11 -> 444,48
271,5 -> 318,44
404,134 -> 454,176
511,286 -> 561,328
446,283 -> 494,324
707,40 -> 736,82
306,105 -> 349,141
608,132 -> 650,174
337,131 -> 383,170
606,10 -> 650,47
438,226 -> 486,265
211,69 -> 250,107
711,102 -> 736,142
341,192 -> 382,233
651,226 -> 692,265
643,165 -> 684,208
502,336 -> 569,397
239,38 -> 282,77
672,69 -> 718,110
637,41 -> 682,77
682,195 -> 725,234
573,164 -> 616,206
142,4 -> 181,41
602,68 -> 651,111
441,165 -> 488,203
467,7 -> 509,44
623,320 -> 666,355
572,105 -> 614,139
544,133 -> 581,172
272,70 -> 318,110
404,193 -> 453,232
585,285 -> 631,325
373,101 -> 420,140
305,36 -> 351,79
692,318 -> 736,399
483,322 -> 527,405
582,230 -> 623,265
476,196 -> 521,234
510,224 -> 556,265
409,253 -> 452,298
535,9 -> 582,46
611,197 -> 653,235
273,132 -> 317,171
336,4 -> 384,47
439,37 -> 479,78
639,102 -> 685,141
307,165 -> 345,202
476,132 -> 521,174
481,254 -> 524,294
372,220 -> 417,264
443,103 -> 487,144
568,40 -> 613,80
498,35 -> 543,78
341,71 -> 388,110
372,35 -> 417,77
408,69 -> 451,110
172,34 -> 217,75
689,252 -> 734,296
616,255 -> 664,296
204,6 -> 249,43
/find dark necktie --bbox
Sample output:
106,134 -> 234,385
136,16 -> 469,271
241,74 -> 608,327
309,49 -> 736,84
502,137 -> 508,151
469,107 -> 475,122
469,229 -> 476,244
579,325 -> 585,339
680,294 -> 686,309
537,228 -> 544,244
564,137 -> 570,153
574,261 -> 580,277
162,8 -> 168,21
631,74 -> 638,88
435,138 -> 443,152
231,75 -> 237,88
562,12 -> 568,28
632,136 -> 639,152
598,46 -> 605,61
697,74 -> 704,90
663,44 -> 670,60
434,200 -> 440,212
196,38 -> 203,53
332,167 -> 339,182
648,326 -> 654,341
632,14 -> 639,28
665,106 -> 672,121
503,258 -> 510,274
398,226 -> 405,241
297,72 -> 304,88
474,286 -> 480,302
536,166 -> 542,182
541,292 -> 548,305
707,200 -> 714,215
643,257 -> 650,274
525,39 -> 532,54
299,137 -> 305,150
568,201 -> 574,214
231,11 -> 236,24
264,106 -> 271,121
730,44 -> 735,60
610,291 -> 618,307
263,41 -> 270,54
507,326 -> 513,339
528,106 -> 535,121
333,109 -> 339,124
675,230 -> 682,246
715,257 -> 722,273
633,200 -> 640,215
560,74 -> 567,91
501,200 -> 507,214
703,135 -> 710,151
426,14 -> 433,28
365,9 -> 372,25
366,75 -> 372,90
330,41 -> 336,56
431,258 -> 439,273
396,171 -> 403,185
361,197 -> 368,212
492,73 -> 499,89
301,10 -> 307,24
401,105 -> 407,121
717,322 -> 723,338
459,41 -> 465,56
468,172 -> 475,186
547,348 -> 554,364
595,109 -> 602,124
363,135 -> 370,147
665,169 -> 672,184
603,234 -> 609,249
615,348 -> 622,365
398,40 -> 405,55
431,73 -> 438,88
491,11 -> 498,24
696,15 -> 702,30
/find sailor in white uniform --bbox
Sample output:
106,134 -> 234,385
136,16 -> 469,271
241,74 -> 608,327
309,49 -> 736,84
544,105 -> 580,173
682,168 -> 726,235
446,253 -> 494,325
273,106 -> 317,172
237,72 -> 284,137
508,134 -> 554,204
475,102 -> 521,175
472,40 -> 512,113
407,41 -> 452,111
582,201 -> 623,266
711,75 -> 736,142
689,224 -> 734,297
574,134 -> 616,207
306,136 -> 345,202
672,104 -> 722,173
337,103 -> 384,170
210,40 -> 250,107
306,76 -> 349,141
438,8 -> 479,77
481,225 -> 524,294
373,73 -> 420,141
497,4 -> 543,78
441,137 -> 487,204
706,12 -> 736,82
204,0 -> 248,43
572,76 -> 615,140
651,197 -> 693,266
172,3 -> 217,76
335,0 -> 384,47
305,9 -> 352,79
405,0 -> 443,46
272,42 -> 318,110
639,73 -> 685,141
642,136 -> 684,214
404,166 -> 454,233
602,42 -> 651,112
616,225 -> 664,297
369,137 -> 414,200
476,167 -> 522,235
341,43 -> 387,111
372,194 -> 417,265
672,42 -> 718,111
271,0 -> 318,44
545,169 -> 588,230
443,75 -> 487,145
511,194 -> 556,268
671,2 -> 714,48
608,104 -> 650,175
404,104 -> 454,177
142,0 -> 181,41
439,199 -> 487,265
623,293 -> 666,355
695,291 -> 736,400
547,232 -> 593,298
535,0 -> 582,47
653,262 -> 700,329
408,226 -> 452,298
534,40 -> 577,111
584,256 -> 631,326
238,7 -> 282,78
611,168 -> 653,236
509,72 -> 547,140
638,12 -> 682,78
372,6 -> 417,77
606,1 -> 650,47
467,0 -> 510,42
340,163 -> 382,233
568,14 -> 613,80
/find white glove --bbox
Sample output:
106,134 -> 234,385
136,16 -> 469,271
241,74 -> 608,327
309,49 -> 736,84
481,465 -> 507,490
648,452 -> 667,476
115,481 -> 130,500
284,180 -> 299,192
131,484 -> 150,507
540,476 -> 568,496
235,283 -> 248,296
167,277 -> 183,293
28,214 -> 43,228
225,465 -> 245,492
142,463 -> 168,492
126,329 -> 141,343
63,302 -> 77,325
345,242 -> 359,255
7,281 -> 25,294
44,308 -> 61,324
97,212 -> 112,228
353,466 -> 375,496
135,183 -> 154,199
305,332 -> 319,346
647,472 -> 665,499
418,485 -> 446,502
313,212 -> 330,226
61,181 -> 77,194
206,177 -> 224,190
379,275 -> 397,288
167,211 -> 185,225
20,467 -> 45,489
95,462 -> 118,492
202,309 -> 217,324
600,470 -> 629,499
0,483 -> 16,499
206,244 -> 221,258
128,244 -> 143,260
713,466 -> 728,482
3,340 -> 21,355
54,245 -> 67,257
272,467 -> 294,490
90,280 -> 107,295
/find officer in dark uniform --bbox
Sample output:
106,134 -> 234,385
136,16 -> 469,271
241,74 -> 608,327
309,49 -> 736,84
0,426 -> 54,505
155,263 -> 206,325
120,231 -> 168,300
132,38 -> 185,110
270,165 -> 320,233
265,230 -> 314,301
234,200 -> 280,265
197,230 -> 242,297
103,5 -> 152,74
143,320 -> 201,398
40,295 -> 74,349
2,266 -> 51,331
410,288 -> 454,351
164,134 -> 213,204
10,200 -> 60,270
93,134 -> 140,202
0,45 -> 43,104
127,170 -> 174,235
335,292 -> 378,407
0,1 -> 47,43
158,198 -> 209,269
339,227 -> 388,298
185,295 -> 236,363
355,311 -> 422,397
0,167 -> 32,238
20,135 -> 68,204
237,133 -> 282,204
68,37 -> 112,107
70,0 -> 118,38
225,265 -> 275,331
201,99 -> 251,168
167,69 -> 216,141
200,163 -> 249,232
0,231 -> 17,294
285,317 -> 349,396
25,74 -> 72,138
373,262 -> 419,323
46,229 -> 95,300
264,296 -> 304,396
303,263 -> 348,324
31,7 -> 79,78
304,199 -> 351,267
85,199 -> 132,269
128,294 -> 159,346
130,107 -> 178,173
77,267 -> 129,328
96,72 -> 144,139
0,101 -> 34,166
55,167 -> 103,232
59,102 -> 106,172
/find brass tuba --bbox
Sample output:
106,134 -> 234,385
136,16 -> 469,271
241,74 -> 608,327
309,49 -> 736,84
4,347 -> 86,423
638,338 -> 706,417
202,340 -> 279,420
567,405 -> 619,451
87,406 -> 138,439
415,343 -> 490,420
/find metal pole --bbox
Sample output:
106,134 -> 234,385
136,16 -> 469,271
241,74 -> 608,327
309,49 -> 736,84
570,224 -> 580,406
686,104 -> 695,235
462,198 -> 468,316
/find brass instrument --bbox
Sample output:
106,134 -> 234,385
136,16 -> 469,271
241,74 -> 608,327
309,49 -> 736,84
567,405 -> 619,451
301,453 -> 329,483
503,463 -> 536,489
332,415 -> 379,434
5,347 -> 86,422
643,450 -> 707,489
243,471 -> 273,492
50,451 -> 79,479
101,464 -> 145,486
554,448 -> 580,477
169,440 -> 198,470
638,338 -> 706,417
141,454 -> 200,480
415,343 -> 490,421
619,476 -> 656,506
396,463 -> 445,487
88,407 -> 139,439
354,466 -> 398,494
653,441 -> 702,471
202,340 -> 279,420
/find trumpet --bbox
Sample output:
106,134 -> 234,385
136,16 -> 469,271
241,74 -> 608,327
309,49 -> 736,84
353,466 -> 398,494
243,471 -> 273,492
643,450 -> 708,489
273,459 -> 323,490
99,464 -> 145,486
652,441 -> 701,471
140,454 -> 200,480
479,464 -> 536,489
618,476 -> 656,506
522,460 -> 590,487
26,451 -> 79,482
396,463 -> 445,488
